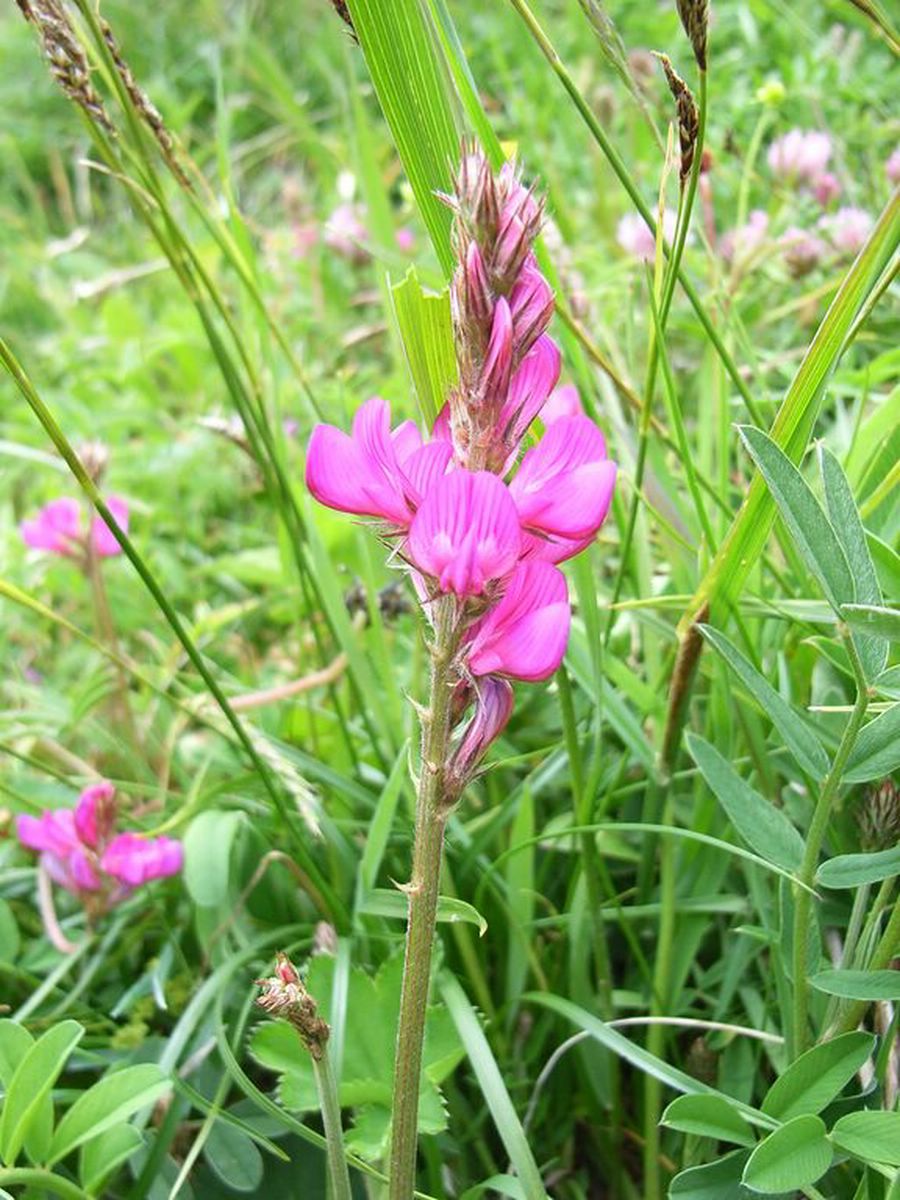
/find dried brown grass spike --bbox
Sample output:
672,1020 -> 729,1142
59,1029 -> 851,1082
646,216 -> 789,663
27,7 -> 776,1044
676,0 -> 709,70
98,17 -> 192,189
15,0 -> 115,134
329,0 -> 358,42
654,53 -> 699,186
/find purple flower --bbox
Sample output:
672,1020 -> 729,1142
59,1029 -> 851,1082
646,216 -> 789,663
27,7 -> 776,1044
449,677 -> 514,782
101,833 -> 184,887
324,202 -> 368,262
616,210 -> 677,263
541,384 -> 583,424
812,172 -> 841,207
819,206 -> 874,256
780,226 -> 826,277
465,560 -> 571,682
720,210 -> 769,264
21,496 -> 129,559
767,129 -> 831,183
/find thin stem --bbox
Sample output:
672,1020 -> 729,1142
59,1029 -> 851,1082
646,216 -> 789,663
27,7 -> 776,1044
833,887 -> 900,1036
791,631 -> 870,1057
313,1050 -> 353,1200
85,539 -> 142,757
388,599 -> 459,1200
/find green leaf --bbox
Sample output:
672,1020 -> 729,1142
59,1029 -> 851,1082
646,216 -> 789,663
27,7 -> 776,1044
760,1032 -> 874,1122
390,269 -> 458,428
831,1111 -> 900,1167
442,975 -> 548,1200
344,0 -> 459,275
183,810 -> 245,907
844,703 -> 900,783
661,1094 -> 755,1147
0,1023 -> 33,1090
78,1124 -> 144,1195
0,1020 -> 83,1166
203,1123 -> 264,1194
669,1150 -> 755,1200
356,743 -> 409,902
738,427 -> 854,613
819,446 -> 888,679
810,970 -> 900,1001
357,888 -> 488,936
741,1114 -> 832,1193
817,845 -> 900,889
48,1064 -> 170,1165
841,604 -> 900,643
0,902 -> 20,965
686,734 -> 805,872
698,626 -> 829,779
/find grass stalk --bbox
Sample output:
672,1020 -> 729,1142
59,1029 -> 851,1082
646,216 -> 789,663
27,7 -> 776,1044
313,1049 -> 353,1200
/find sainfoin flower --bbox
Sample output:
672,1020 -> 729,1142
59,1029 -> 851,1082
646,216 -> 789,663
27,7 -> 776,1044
21,496 -> 129,559
16,780 -> 182,912
305,148 -> 617,792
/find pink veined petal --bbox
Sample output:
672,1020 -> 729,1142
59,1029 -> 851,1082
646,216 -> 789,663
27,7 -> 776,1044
91,495 -> 129,557
541,384 -> 583,424
519,528 -> 596,565
306,424 -> 410,524
431,404 -> 452,443
101,833 -> 184,887
17,810 -> 79,858
21,498 -> 82,555
391,419 -> 422,465
481,298 -> 514,398
499,334 -> 561,448
509,416 -> 614,538
466,561 -> 571,682
74,780 -> 116,848
451,677 -> 515,778
70,848 -> 102,891
401,441 -> 453,507
42,852 -> 79,894
407,470 -> 521,596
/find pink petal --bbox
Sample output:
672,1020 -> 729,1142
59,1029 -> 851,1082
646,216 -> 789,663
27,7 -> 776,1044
407,470 -> 521,596
466,561 -> 571,681
482,298 -> 513,398
509,264 -> 554,353
74,780 -> 116,848
510,416 -> 615,539
432,404 -> 452,442
451,677 -> 514,778
499,334 -> 561,448
101,833 -> 183,886
70,848 -> 102,891
91,496 -> 129,557
520,528 -> 596,565
17,810 -> 79,858
391,419 -> 422,465
541,384 -> 583,424
21,498 -> 82,555
401,441 -> 453,506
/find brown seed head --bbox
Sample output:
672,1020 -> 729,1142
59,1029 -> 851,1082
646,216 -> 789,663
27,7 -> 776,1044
675,0 -> 709,70
255,953 -> 330,1059
654,53 -> 699,186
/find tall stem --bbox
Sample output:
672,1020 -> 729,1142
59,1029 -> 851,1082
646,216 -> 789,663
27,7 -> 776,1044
791,632 -> 869,1057
389,599 -> 458,1200
312,1050 -> 353,1200
85,539 -> 141,757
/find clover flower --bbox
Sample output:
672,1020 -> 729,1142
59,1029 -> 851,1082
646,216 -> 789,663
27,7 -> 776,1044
818,206 -> 874,257
616,209 -> 678,263
21,495 -> 129,559
767,129 -> 832,183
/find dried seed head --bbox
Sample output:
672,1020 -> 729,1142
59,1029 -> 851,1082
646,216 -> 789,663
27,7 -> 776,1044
654,54 -> 699,186
857,780 -> 900,852
77,441 -> 109,484
675,0 -> 709,70
16,0 -> 115,134
328,0 -> 357,42
255,953 -> 330,1059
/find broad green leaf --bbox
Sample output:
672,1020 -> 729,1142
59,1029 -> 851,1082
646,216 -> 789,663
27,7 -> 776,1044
0,1023 -> 32,1089
0,1020 -> 83,1166
819,446 -> 888,679
817,845 -> 900,889
760,1032 -> 874,1122
390,268 -> 457,428
460,1176 -> 527,1200
442,975 -> 548,1200
810,970 -> 900,1001
183,810 -> 245,907
831,1111 -> 900,1167
844,703 -> 900,783
868,533 -> 900,601
686,734 -> 805,872
738,427 -> 854,614
203,1123 -> 264,1194
356,746 -> 408,903
741,1114 -> 832,1193
841,604 -> 900,643
698,626 -> 829,779
669,1150 -> 754,1200
357,888 -> 487,936
345,0 -> 459,275
79,1124 -> 143,1195
48,1064 -> 170,1164
662,1094 -> 755,1147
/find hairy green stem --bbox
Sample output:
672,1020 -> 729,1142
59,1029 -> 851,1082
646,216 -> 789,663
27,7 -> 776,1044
389,600 -> 458,1200
791,632 -> 869,1057
313,1050 -> 353,1200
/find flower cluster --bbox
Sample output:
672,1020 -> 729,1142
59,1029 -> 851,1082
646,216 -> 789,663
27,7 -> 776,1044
17,780 -> 182,912
21,496 -> 128,560
767,129 -> 834,196
306,151 -> 616,792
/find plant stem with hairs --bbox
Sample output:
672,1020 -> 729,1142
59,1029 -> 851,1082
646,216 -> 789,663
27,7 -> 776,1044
389,599 -> 459,1200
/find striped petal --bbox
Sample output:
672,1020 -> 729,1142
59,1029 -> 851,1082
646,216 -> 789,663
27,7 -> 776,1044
466,561 -> 570,681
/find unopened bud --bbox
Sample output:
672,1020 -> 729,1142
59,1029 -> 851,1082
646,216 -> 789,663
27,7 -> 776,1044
255,953 -> 330,1059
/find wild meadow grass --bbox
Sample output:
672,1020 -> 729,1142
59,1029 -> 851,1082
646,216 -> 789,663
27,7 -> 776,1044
0,1 -> 898,1198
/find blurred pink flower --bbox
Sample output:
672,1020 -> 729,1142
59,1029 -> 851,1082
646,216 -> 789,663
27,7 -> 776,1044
780,225 -> 826,276
21,496 -> 128,559
16,780 -> 182,907
887,147 -> 900,185
324,203 -> 368,262
720,209 -> 769,264
541,384 -> 583,424
395,227 -> 416,253
767,129 -> 832,183
812,172 -> 841,207
291,221 -> 319,259
616,210 -> 677,262
819,206 -> 874,256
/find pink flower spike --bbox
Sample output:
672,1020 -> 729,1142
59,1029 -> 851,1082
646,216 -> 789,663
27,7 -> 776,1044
74,780 -> 116,848
510,415 -> 617,540
481,297 -> 513,398
407,470 -> 521,596
305,397 -> 412,525
101,832 -> 184,887
499,334 -> 561,449
451,677 -> 514,778
21,498 -> 82,556
509,264 -> 554,354
91,496 -> 129,557
541,383 -> 583,425
466,561 -> 571,682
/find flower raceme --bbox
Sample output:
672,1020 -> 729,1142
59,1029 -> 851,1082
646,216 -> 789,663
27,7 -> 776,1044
17,780 -> 182,912
21,495 -> 129,559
